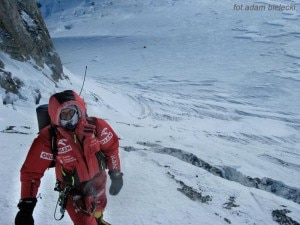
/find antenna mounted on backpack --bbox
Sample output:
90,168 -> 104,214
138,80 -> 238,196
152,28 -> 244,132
79,66 -> 88,96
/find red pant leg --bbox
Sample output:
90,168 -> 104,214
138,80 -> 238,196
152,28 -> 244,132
93,171 -> 108,212
66,195 -> 98,225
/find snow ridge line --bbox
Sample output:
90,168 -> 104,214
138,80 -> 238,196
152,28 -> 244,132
123,142 -> 300,204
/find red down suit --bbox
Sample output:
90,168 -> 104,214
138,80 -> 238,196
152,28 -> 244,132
19,90 -> 120,224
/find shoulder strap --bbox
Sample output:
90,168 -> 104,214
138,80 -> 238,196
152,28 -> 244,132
86,117 -> 96,126
86,117 -> 98,136
49,125 -> 57,167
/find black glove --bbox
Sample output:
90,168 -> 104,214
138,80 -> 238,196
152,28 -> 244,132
15,198 -> 37,225
109,171 -> 123,196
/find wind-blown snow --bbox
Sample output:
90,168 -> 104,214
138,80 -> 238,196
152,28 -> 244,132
1,0 -> 300,224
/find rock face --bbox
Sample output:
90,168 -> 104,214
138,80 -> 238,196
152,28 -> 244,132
0,0 -> 64,84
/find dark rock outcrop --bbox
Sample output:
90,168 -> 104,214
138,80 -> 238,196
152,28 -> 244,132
0,0 -> 64,97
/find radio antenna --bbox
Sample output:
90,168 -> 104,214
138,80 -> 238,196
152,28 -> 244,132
79,66 -> 87,96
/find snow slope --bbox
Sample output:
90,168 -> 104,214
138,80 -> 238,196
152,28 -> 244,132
1,0 -> 300,224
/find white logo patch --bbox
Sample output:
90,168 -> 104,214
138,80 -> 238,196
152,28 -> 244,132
101,128 -> 109,136
110,155 -> 118,170
58,139 -> 67,146
100,132 -> 113,145
58,145 -> 72,154
40,151 -> 53,160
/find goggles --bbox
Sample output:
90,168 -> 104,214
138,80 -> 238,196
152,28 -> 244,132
60,107 -> 76,121
59,106 -> 79,129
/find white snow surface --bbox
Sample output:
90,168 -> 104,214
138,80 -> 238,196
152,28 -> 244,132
1,0 -> 300,224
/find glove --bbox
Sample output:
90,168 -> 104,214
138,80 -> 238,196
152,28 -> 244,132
15,198 -> 37,225
109,170 -> 123,196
